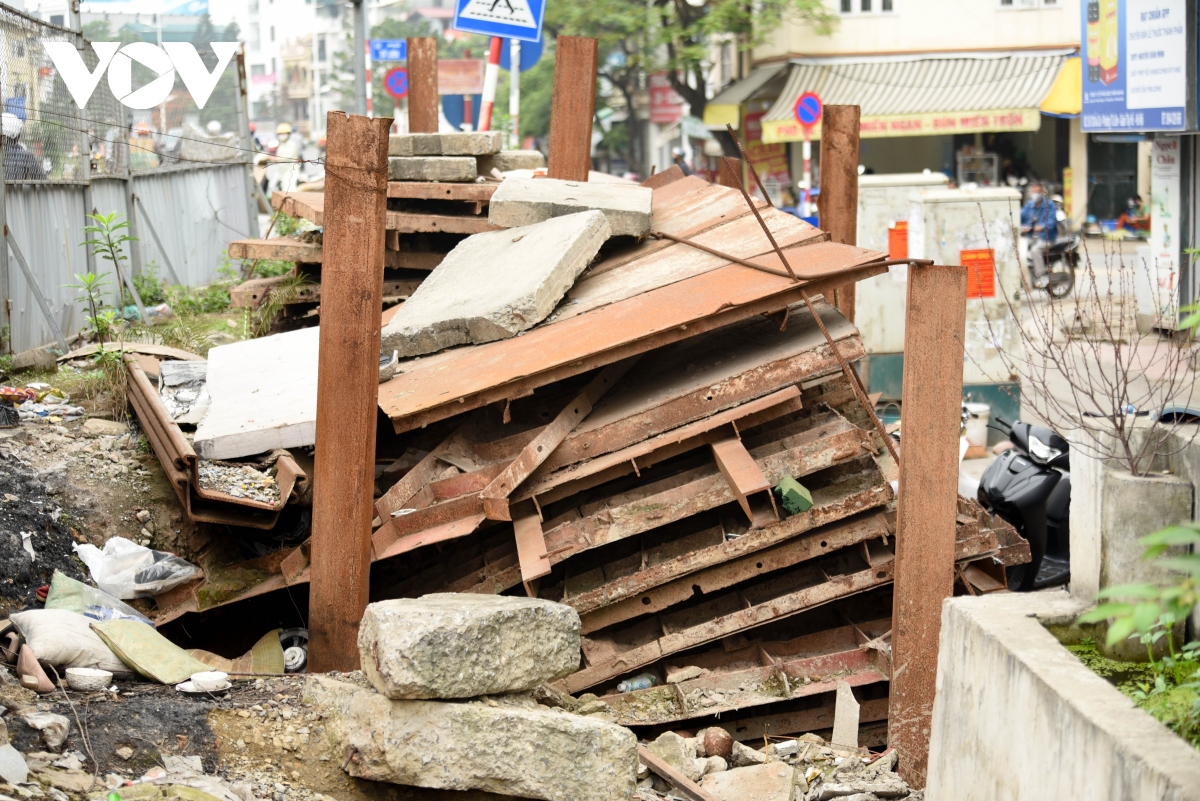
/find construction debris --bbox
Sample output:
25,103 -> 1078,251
489,176 -> 654,236
358,594 -> 581,699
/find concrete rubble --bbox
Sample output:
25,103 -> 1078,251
488,176 -> 653,236
358,594 -> 581,699
388,155 -> 478,183
380,209 -> 611,357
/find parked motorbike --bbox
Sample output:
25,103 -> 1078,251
1023,202 -> 1080,299
976,416 -> 1071,591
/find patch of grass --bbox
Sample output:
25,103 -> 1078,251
249,273 -> 312,338
125,263 -> 167,306
253,259 -> 295,278
164,262 -> 240,316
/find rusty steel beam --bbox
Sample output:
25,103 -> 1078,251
481,359 -> 634,521
547,36 -> 598,182
710,697 -> 890,744
406,38 -> 438,133
818,105 -> 861,322
307,113 -> 392,673
888,263 -> 968,788
711,436 -> 778,527
638,745 -> 721,801
513,502 -> 550,593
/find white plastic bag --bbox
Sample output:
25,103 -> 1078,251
72,537 -> 202,599
10,609 -> 128,675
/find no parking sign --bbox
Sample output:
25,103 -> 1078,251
793,91 -> 822,131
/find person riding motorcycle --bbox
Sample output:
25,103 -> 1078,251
1020,182 -> 1058,289
265,122 -> 302,193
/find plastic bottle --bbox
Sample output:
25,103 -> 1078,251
616,673 -> 658,693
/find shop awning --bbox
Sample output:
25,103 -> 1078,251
1039,57 -> 1081,118
703,64 -> 790,130
760,51 -> 1073,143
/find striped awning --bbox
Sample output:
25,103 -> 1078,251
702,64 -> 790,130
761,51 -> 1073,143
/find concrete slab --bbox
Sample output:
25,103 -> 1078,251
358,594 -> 581,699
925,591 -> 1200,801
701,763 -> 795,801
478,150 -> 546,175
388,156 -> 478,182
388,131 -> 502,157
831,680 -> 860,748
193,327 -> 319,460
306,676 -> 638,801
381,210 -> 610,358
488,176 -> 652,237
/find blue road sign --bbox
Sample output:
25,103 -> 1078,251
794,92 -> 822,127
370,39 -> 407,62
385,67 -> 408,100
498,36 -> 544,72
452,0 -> 545,44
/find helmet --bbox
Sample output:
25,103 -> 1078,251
1,113 -> 22,140
671,147 -> 684,158
276,122 -> 292,135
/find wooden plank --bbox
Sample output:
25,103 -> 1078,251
386,210 -> 504,234
228,238 -> 321,262
547,36 -> 598,182
513,502 -> 550,594
637,745 -> 721,801
888,263 -> 968,788
377,251 -> 886,433
388,181 -> 497,201
481,359 -> 634,521
407,37 -> 438,133
307,113 -> 391,673
233,276 -> 422,309
711,436 -> 777,526
818,105 -> 861,322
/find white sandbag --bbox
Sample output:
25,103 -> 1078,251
10,609 -> 129,675
72,536 -> 202,599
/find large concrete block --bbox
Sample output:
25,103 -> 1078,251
306,676 -> 638,801
478,150 -> 546,175
389,156 -> 478,182
389,132 -> 502,157
358,593 -> 581,699
701,763 -> 795,801
488,177 -> 652,237
925,592 -> 1200,801
381,210 -> 609,358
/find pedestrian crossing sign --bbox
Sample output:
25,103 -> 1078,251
453,0 -> 545,43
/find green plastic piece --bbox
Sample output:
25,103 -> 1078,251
775,476 -> 813,515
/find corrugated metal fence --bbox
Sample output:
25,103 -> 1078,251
0,2 -> 259,354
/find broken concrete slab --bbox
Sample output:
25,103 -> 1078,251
389,156 -> 478,183
359,594 -> 581,699
729,741 -> 768,768
489,177 -> 652,237
701,763 -> 795,801
381,210 -> 610,358
307,676 -> 637,801
159,361 -> 210,425
0,743 -> 28,785
194,327 -> 318,461
478,150 -> 546,175
389,131 -> 502,157
10,348 -> 57,374
646,732 -> 701,782
81,418 -> 128,437
832,680 -> 860,748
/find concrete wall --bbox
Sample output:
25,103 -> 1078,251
755,0 -> 1080,62
926,591 -> 1200,801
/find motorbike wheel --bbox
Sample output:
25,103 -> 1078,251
1048,263 -> 1074,298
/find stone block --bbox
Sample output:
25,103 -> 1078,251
646,732 -> 700,781
489,177 -> 652,237
358,593 -> 581,699
729,741 -> 767,768
306,676 -> 638,801
831,680 -> 860,748
389,131 -> 502,157
381,210 -> 609,358
388,156 -> 478,182
81,418 -> 127,437
701,763 -> 795,801
478,150 -> 546,175
10,348 -> 57,374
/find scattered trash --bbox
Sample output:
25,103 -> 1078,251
196,462 -> 281,505
43,570 -> 154,625
775,475 -> 814,514
617,673 -> 658,693
16,709 -> 70,750
64,666 -> 113,691
72,536 -> 202,599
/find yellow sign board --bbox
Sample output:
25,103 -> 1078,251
762,108 -> 1042,144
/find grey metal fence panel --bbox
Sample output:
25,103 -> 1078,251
129,163 -> 253,287
4,183 -> 89,352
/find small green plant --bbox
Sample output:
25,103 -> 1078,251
83,212 -> 136,312
249,273 -> 311,338
66,271 -> 113,342
127,262 -> 166,306
1079,523 -> 1200,749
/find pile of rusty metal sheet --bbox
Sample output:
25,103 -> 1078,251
148,164 -> 1029,747
123,353 -> 309,529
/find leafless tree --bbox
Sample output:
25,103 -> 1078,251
972,210 -> 1199,476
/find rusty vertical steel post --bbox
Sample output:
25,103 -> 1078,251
888,263 -> 968,787
307,112 -> 391,673
407,37 -> 439,134
817,105 -> 861,322
547,36 -> 598,182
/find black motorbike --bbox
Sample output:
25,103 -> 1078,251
1024,230 -> 1081,299
976,416 -> 1071,591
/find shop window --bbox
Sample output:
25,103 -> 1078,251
840,0 -> 893,13
49,14 -> 63,26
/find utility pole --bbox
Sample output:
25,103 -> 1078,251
352,0 -> 367,116
818,105 -> 861,322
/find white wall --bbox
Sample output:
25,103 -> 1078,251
757,0 -> 1081,61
